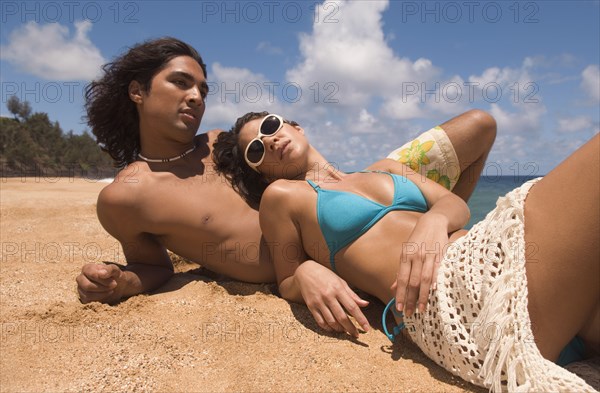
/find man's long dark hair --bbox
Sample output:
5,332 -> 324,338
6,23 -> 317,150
85,37 -> 206,168
212,112 -> 299,207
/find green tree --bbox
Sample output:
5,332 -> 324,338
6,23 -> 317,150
23,113 -> 62,167
18,100 -> 32,120
1,100 -> 114,177
5,95 -> 31,121
6,96 -> 21,121
0,117 -> 41,169
63,131 -> 113,176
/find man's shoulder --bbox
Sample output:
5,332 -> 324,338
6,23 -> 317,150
95,162 -> 164,238
196,129 -> 224,139
98,162 -> 153,209
194,129 -> 225,158
201,129 -> 225,146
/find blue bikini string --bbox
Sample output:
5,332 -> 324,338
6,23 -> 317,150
382,299 -> 405,342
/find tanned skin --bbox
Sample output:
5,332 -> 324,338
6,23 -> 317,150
77,54 -> 500,338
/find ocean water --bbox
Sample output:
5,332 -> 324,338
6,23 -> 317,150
465,176 -> 540,229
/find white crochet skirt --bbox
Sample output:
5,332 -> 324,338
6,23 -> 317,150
405,178 -> 596,392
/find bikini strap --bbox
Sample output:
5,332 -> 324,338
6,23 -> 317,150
306,179 -> 320,190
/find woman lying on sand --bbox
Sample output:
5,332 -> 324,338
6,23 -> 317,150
213,112 -> 599,392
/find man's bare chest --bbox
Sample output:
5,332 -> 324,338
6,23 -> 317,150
139,173 -> 252,234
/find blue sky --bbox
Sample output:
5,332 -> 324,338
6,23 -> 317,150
1,0 -> 599,174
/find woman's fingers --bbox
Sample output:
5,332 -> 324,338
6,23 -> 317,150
307,306 -> 333,332
319,303 -> 350,333
397,224 -> 449,317
404,255 -> 423,317
308,293 -> 368,337
325,297 -> 360,337
395,245 -> 413,312
397,244 -> 437,317
431,251 -> 442,291
418,253 -> 436,313
343,283 -> 370,331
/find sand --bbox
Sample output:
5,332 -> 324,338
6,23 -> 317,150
0,177 -> 484,392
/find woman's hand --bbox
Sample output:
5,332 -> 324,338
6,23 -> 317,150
294,261 -> 370,338
394,213 -> 449,317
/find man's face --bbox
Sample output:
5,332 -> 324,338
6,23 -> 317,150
135,55 -> 208,137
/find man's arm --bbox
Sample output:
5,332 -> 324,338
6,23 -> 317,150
76,179 -> 173,304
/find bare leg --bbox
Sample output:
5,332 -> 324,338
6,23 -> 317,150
439,109 -> 497,202
524,133 -> 600,361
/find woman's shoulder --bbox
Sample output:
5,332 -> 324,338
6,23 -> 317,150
263,179 -> 311,201
260,179 -> 314,214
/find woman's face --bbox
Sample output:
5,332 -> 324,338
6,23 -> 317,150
238,116 -> 308,180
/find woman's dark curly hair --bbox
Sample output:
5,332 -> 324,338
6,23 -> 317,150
85,37 -> 206,169
212,112 -> 299,207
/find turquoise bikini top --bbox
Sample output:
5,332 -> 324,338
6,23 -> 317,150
306,171 -> 428,272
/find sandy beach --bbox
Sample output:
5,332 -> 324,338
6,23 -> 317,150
0,177 -> 485,392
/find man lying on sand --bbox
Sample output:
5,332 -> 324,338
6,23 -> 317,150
76,37 -> 496,336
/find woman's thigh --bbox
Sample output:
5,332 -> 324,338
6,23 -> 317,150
524,134 -> 599,360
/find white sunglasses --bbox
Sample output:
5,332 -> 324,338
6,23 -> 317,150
243,114 -> 285,172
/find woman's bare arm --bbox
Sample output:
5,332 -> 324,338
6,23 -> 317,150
259,180 -> 370,337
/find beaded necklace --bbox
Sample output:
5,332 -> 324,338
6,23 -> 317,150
138,146 -> 196,163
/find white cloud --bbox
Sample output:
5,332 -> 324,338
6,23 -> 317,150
202,62 -> 287,130
581,64 -> 600,103
286,0 -> 441,114
200,0 -> 588,174
286,0 -> 493,130
557,116 -> 599,133
469,58 -> 547,136
358,108 -> 376,125
469,66 -> 522,88
468,58 -> 540,100
256,41 -> 283,55
0,21 -> 105,81
424,75 -> 470,116
279,0 -> 554,170
488,102 -> 546,135
518,136 -> 593,175
346,108 -> 384,134
381,95 -> 424,120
